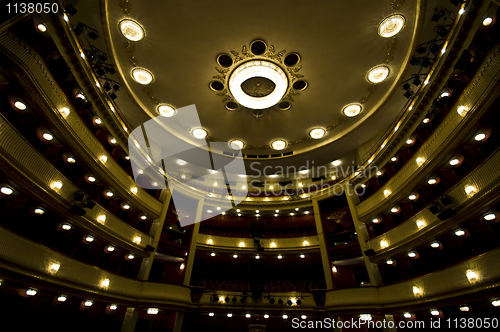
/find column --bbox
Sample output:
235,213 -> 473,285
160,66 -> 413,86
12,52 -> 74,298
312,198 -> 334,290
183,197 -> 204,286
345,184 -> 383,286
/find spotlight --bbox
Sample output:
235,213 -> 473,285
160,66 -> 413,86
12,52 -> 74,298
278,299 -> 284,305
412,77 -> 422,86
96,68 -> 105,76
429,44 -> 441,54
410,57 -> 420,66
88,31 -> 99,40
72,24 -> 84,36
65,5 -> 77,16
421,58 -> 432,68
437,27 -> 449,37
417,45 -> 427,54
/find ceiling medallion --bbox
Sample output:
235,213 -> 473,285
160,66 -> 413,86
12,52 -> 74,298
209,40 -> 307,118
119,19 -> 145,41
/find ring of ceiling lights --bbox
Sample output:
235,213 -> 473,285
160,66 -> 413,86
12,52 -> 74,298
106,5 -> 419,161
228,60 -> 288,109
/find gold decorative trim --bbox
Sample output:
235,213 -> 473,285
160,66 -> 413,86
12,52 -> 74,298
287,65 -> 304,82
383,37 -> 399,64
327,211 -> 347,223
230,45 -> 255,64
124,41 -> 138,66
391,0 -> 405,11
263,45 -> 287,63
119,0 -> 132,14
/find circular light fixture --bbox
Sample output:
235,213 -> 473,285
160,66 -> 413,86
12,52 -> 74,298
342,103 -> 362,117
367,66 -> 390,83
332,160 -> 341,166
177,159 -> 187,165
271,139 -> 287,150
483,17 -> 493,26
14,101 -> 27,110
66,157 -> 76,163
157,104 -> 176,117
34,208 -> 45,215
192,128 -> 208,139
309,128 -> 326,139
87,176 -> 96,182
430,242 -> 440,248
378,14 -> 406,38
455,229 -> 466,237
423,118 -> 430,124
119,19 -> 145,41
449,158 -> 460,166
131,68 -> 153,85
228,60 -> 288,109
428,178 -> 437,185
229,139 -> 244,150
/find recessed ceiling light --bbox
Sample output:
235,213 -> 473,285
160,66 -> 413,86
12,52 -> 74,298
300,254 -> 305,258
229,139 -> 244,150
85,236 -> 94,242
110,138 -> 117,144
271,140 -> 287,150
378,14 -> 406,38
228,60 -> 288,109
61,224 -> 72,230
332,160 -> 341,166
391,157 -> 397,162
484,213 -> 496,221
43,133 -> 53,141
192,128 -> 207,139
431,242 -> 440,248
367,66 -> 390,83
455,229 -> 466,237
474,133 -> 486,141
403,312 -> 412,318
342,103 -> 362,117
157,104 -> 176,117
1,187 -> 13,195
406,138 -> 413,144
119,19 -> 145,41
131,67 -> 153,85
483,17 -> 493,26
34,208 -> 45,215
177,159 -> 187,165
14,101 -> 27,110
309,128 -> 326,139
449,158 -> 460,166
94,118 -> 102,125
37,24 -> 47,32
428,178 -> 437,185
66,156 -> 76,163
423,118 -> 430,123
87,176 -> 96,182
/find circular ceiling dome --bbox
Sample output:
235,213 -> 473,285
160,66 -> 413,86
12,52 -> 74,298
119,19 -> 145,41
228,60 -> 288,109
367,66 -> 390,83
378,14 -> 405,38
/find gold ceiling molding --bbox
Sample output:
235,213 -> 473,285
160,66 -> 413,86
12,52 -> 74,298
124,41 -> 138,66
119,0 -> 132,14
391,0 -> 405,11
287,65 -> 304,82
213,67 -> 230,81
263,45 -> 287,63
282,87 -> 300,102
230,45 -> 255,63
383,37 -> 399,64
359,85 -> 378,104
143,87 -> 160,105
